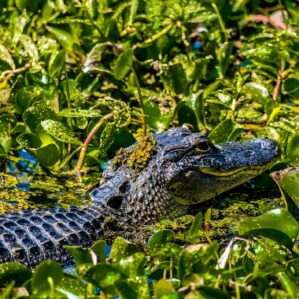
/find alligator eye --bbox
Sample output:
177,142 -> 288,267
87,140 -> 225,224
195,141 -> 210,152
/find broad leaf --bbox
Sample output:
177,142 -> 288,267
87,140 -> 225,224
238,209 -> 299,248
114,48 -> 133,80
41,120 -> 82,145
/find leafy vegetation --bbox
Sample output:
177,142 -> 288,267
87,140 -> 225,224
0,0 -> 299,298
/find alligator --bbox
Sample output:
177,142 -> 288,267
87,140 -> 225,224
0,127 -> 280,267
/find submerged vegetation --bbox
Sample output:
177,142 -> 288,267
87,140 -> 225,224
0,0 -> 299,297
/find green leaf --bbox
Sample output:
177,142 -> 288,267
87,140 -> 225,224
191,59 -> 207,81
163,63 -> 189,95
117,276 -> 150,299
15,86 -> 41,114
49,49 -> 66,77
286,132 -> 299,164
183,94 -> 205,127
282,78 -> 299,98
83,43 -> 109,73
238,208 -> 299,248
147,230 -> 175,252
36,143 -> 60,166
208,119 -> 234,143
114,48 -> 133,80
85,263 -> 121,295
0,44 -> 15,69
32,260 -> 62,292
144,99 -> 162,129
154,279 -> 176,299
271,167 -> 299,209
218,42 -> 233,76
59,108 -> 102,118
99,121 -> 116,154
64,246 -> 93,266
185,212 -> 203,242
110,237 -> 138,262
117,252 -> 145,278
41,120 -> 82,145
0,114 -> 15,153
23,101 -> 58,134
0,262 -> 31,287
16,132 -> 42,150
217,92 -> 232,107
91,240 -> 107,263
241,82 -> 270,104
15,0 -> 43,11
46,26 -> 75,52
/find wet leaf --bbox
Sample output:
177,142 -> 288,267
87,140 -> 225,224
41,120 -> 82,145
59,108 -> 102,118
163,64 -> 189,96
0,114 -> 16,153
271,167 -> 299,208
117,276 -> 150,299
185,212 -> 203,242
83,43 -> 111,73
238,209 -> 299,248
114,48 -> 133,80
117,252 -> 145,277
99,121 -> 116,154
15,86 -> 41,114
110,237 -> 138,262
23,101 -> 58,134
64,246 -> 93,266
154,279 -> 175,299
0,262 -> 31,287
286,132 -> 299,164
46,26 -> 75,52
148,230 -> 175,252
36,143 -> 60,166
85,263 -> 121,295
16,132 -> 42,150
0,44 -> 15,69
49,49 -> 66,77
91,240 -> 107,262
32,260 -> 62,292
241,82 -> 270,104
282,78 -> 299,98
208,119 -> 234,143
144,99 -> 161,129
15,0 -> 43,11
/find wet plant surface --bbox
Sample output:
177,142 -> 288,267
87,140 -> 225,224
0,0 -> 299,298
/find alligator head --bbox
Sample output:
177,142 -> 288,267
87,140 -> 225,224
91,127 -> 280,224
155,127 -> 280,205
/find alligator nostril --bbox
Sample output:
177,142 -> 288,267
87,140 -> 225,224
118,181 -> 131,194
107,196 -> 124,210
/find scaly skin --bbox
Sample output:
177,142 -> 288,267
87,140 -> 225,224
0,127 -> 280,267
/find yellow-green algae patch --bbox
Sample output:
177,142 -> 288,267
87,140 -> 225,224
0,172 -> 90,214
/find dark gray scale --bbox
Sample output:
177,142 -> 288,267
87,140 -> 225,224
0,240 -> 15,263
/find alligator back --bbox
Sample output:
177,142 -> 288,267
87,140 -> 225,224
0,205 -> 105,267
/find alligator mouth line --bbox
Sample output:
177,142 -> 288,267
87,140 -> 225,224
199,165 -> 267,177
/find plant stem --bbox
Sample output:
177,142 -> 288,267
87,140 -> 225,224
0,62 -> 31,85
131,66 -> 147,136
135,22 -> 173,48
84,1 -> 105,38
211,2 -> 228,42
75,112 -> 115,171
273,59 -> 283,101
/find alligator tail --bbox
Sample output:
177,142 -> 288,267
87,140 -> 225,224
0,206 -> 104,267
